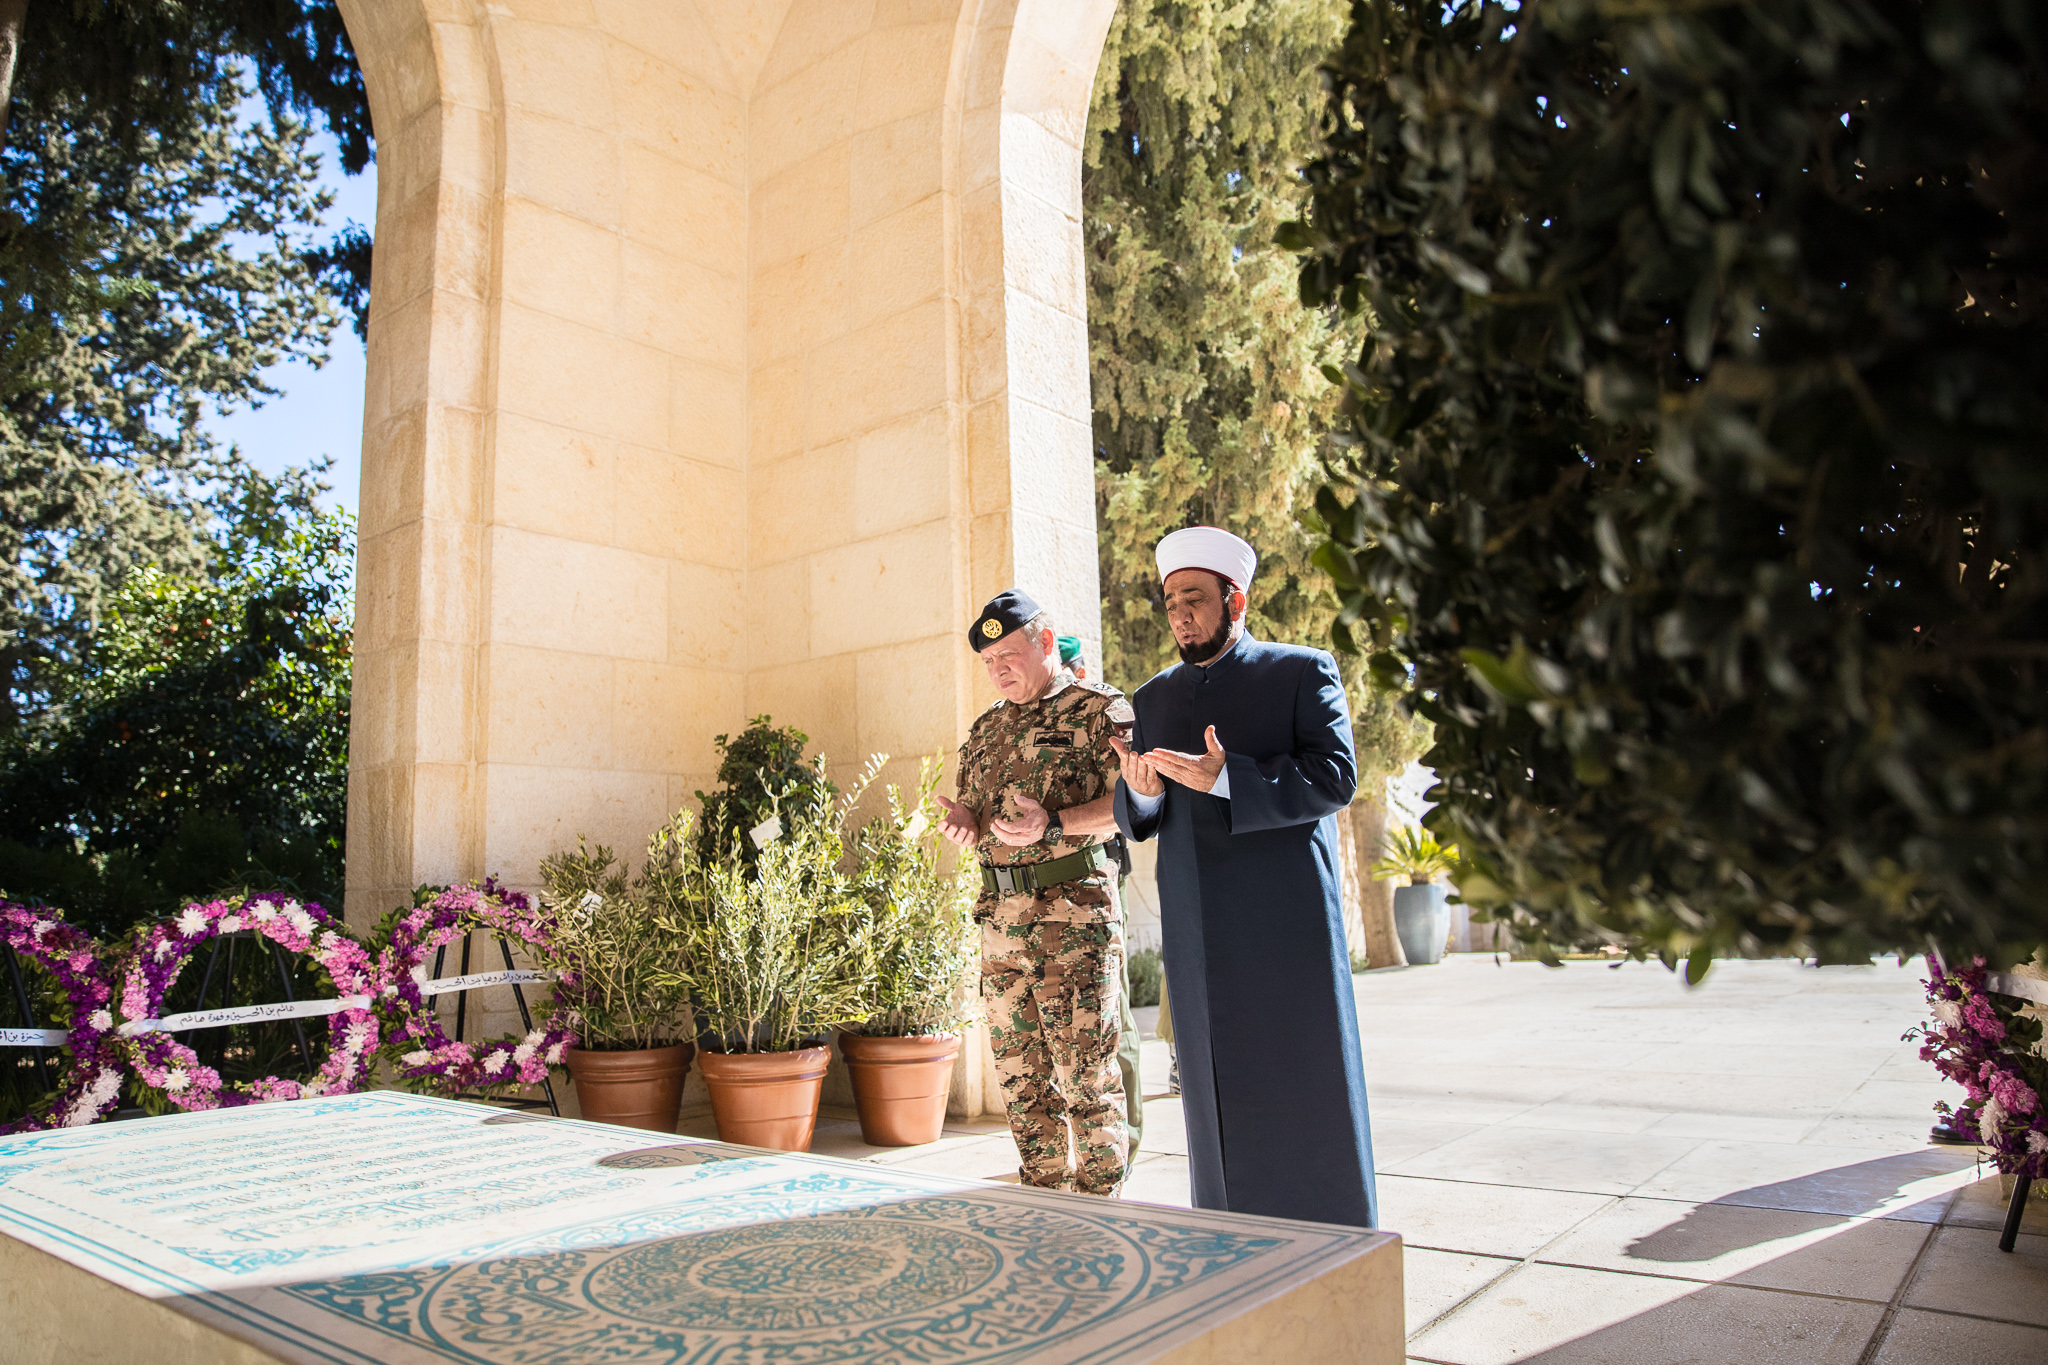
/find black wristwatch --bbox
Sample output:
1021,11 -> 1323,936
1041,812 -> 1064,844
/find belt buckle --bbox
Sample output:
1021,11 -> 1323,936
990,864 -> 1034,897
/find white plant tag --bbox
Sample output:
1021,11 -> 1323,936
902,809 -> 930,842
749,814 -> 783,849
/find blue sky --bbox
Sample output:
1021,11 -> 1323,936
201,124 -> 375,516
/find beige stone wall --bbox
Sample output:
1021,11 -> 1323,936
338,1 -> 1117,1111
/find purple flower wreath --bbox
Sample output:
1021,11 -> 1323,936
0,901 -> 124,1134
117,893 -> 381,1111
370,880 -> 576,1097
1915,956 -> 2048,1180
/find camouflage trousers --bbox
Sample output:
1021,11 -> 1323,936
980,916 -> 1130,1196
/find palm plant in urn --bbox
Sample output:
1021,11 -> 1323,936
536,832 -> 694,1131
658,746 -> 869,1152
839,756 -> 979,1146
1372,827 -> 1461,967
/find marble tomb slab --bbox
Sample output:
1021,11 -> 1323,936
0,1092 -> 1401,1364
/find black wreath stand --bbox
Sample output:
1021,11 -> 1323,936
429,929 -> 560,1117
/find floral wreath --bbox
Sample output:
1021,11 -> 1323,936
1915,955 -> 2048,1180
118,893 -> 380,1111
0,901 -> 124,1134
371,880 -> 576,1097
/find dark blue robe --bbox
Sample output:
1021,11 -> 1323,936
1114,633 -> 1377,1228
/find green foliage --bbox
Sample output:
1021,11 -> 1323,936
1,72 -> 346,728
844,756 -> 979,1038
1371,826 -> 1458,887
535,836 -> 693,1050
0,494 -> 352,938
1289,0 -> 2048,964
668,762 -> 871,1054
1127,947 -> 1164,1009
1084,0 -> 1427,782
693,716 -> 835,871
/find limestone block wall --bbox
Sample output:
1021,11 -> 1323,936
338,1 -> 1117,1110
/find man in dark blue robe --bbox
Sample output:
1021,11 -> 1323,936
1111,526 -> 1377,1228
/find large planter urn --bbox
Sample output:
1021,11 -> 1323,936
564,1042 -> 694,1132
697,1046 -> 831,1151
1393,882 -> 1452,967
839,1032 -> 960,1147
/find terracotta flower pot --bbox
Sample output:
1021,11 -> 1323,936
839,1031 -> 960,1147
564,1042 -> 694,1132
697,1046 -> 830,1151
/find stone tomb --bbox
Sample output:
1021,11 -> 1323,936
0,1093 -> 1401,1363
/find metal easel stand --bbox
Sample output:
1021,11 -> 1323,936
179,932 -> 317,1074
1999,1172 -> 2033,1254
4,942 -> 55,1091
429,930 -> 560,1116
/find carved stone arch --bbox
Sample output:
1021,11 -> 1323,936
333,1 -> 1117,992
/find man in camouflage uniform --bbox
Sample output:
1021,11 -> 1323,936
938,590 -> 1131,1196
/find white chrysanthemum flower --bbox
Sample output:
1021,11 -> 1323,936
513,1043 -> 536,1065
287,910 -> 315,936
153,941 -> 174,961
303,1078 -> 326,1096
164,1068 -> 191,1093
176,907 -> 207,937
402,1050 -> 432,1067
382,983 -> 400,997
219,916 -> 243,933
281,899 -> 302,917
252,902 -> 278,923
1981,1097 -> 2007,1141
524,1029 -> 545,1047
30,918 -> 54,939
1931,999 -> 1962,1030
88,1009 -> 112,1032
545,1043 -> 566,1064
2028,1129 -> 2048,1155
483,1051 -> 510,1075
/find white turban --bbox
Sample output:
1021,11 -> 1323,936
1157,526 -> 1257,593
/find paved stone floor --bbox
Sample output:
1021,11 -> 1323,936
680,954 -> 2048,1363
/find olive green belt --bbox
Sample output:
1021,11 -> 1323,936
981,844 -> 1113,897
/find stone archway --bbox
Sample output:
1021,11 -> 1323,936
335,1 -> 1118,943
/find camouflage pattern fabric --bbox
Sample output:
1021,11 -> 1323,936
981,907 -> 1130,1195
957,669 -> 1124,924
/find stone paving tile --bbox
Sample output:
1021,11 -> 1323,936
1404,1247 -> 1520,1335
1942,1173 -> 2048,1236
1868,1308 -> 2048,1365
1535,1195 -> 1932,1300
1384,1124 -> 1703,1196
1134,1093 -> 1189,1157
1408,1264 -> 1883,1365
871,1132 -> 1021,1181
1496,1101 -> 1678,1136
1641,1111 -> 1822,1144
1374,1174 -> 1614,1259
1370,1117 -> 1485,1166
1631,1138 -> 1978,1220
1899,1226 -> 2048,1327
1120,1152 -> 1192,1208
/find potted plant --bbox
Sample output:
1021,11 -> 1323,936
1372,827 -> 1460,967
537,830 -> 695,1132
661,754 -> 868,1152
839,756 -> 979,1146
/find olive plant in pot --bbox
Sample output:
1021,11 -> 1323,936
662,761 -> 869,1152
1372,828 -> 1461,967
840,756 -> 979,1146
536,831 -> 695,1131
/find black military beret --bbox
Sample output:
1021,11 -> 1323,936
970,589 -> 1043,651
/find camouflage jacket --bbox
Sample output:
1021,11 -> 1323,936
958,670 -> 1123,924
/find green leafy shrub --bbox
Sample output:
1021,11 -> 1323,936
844,757 -> 978,1038
1127,947 -> 1164,1009
535,834 -> 693,1051
692,716 -> 834,871
1287,0 -> 2048,969
668,760 -> 870,1054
